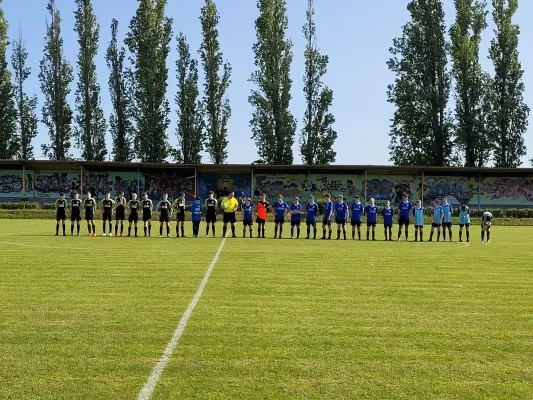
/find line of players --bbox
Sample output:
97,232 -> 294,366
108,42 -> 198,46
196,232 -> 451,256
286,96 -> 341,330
53,191 -> 494,242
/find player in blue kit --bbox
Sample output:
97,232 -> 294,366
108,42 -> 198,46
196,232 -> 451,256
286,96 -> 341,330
382,201 -> 394,241
365,198 -> 378,241
413,200 -> 425,241
271,195 -> 289,239
321,194 -> 334,240
334,194 -> 349,240
289,197 -> 303,239
397,193 -> 413,241
429,199 -> 443,242
459,203 -> 470,242
441,197 -> 453,241
191,196 -> 203,238
242,198 -> 254,238
305,195 -> 319,239
350,195 -> 364,240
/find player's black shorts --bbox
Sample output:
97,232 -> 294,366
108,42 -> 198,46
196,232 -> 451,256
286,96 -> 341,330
70,213 -> 81,222
351,220 -> 362,227
398,218 -> 410,226
223,212 -> 236,224
367,222 -> 377,227
56,210 -> 66,220
176,211 -> 185,222
384,224 -> 392,228
459,223 -> 470,228
291,220 -> 301,226
143,211 -> 152,222
432,222 -> 441,228
129,212 -> 139,223
243,220 -> 253,226
103,212 -> 113,222
306,220 -> 316,227
115,208 -> 125,220
206,212 -> 216,223
159,213 -> 170,223
85,213 -> 94,221
256,217 -> 266,224
336,219 -> 346,225
442,222 -> 452,228
274,218 -> 285,224
322,220 -> 331,226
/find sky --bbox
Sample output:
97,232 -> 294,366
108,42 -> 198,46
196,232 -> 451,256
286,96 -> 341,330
3,0 -> 533,166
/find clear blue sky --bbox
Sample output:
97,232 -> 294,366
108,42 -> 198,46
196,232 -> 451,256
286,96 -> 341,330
3,0 -> 533,165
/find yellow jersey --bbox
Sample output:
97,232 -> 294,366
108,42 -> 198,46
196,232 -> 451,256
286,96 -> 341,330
221,196 -> 238,213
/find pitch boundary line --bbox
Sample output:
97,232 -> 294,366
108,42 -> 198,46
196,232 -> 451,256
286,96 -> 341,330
0,241 -> 95,251
137,238 -> 227,400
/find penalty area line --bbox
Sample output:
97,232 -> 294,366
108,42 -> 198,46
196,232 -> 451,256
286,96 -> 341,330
137,238 -> 227,400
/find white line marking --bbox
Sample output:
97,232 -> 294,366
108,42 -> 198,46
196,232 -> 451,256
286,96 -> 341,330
0,241 -> 93,251
458,242 -> 470,249
137,238 -> 227,400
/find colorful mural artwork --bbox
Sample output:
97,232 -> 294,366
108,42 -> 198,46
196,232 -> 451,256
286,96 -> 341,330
421,177 -> 475,205
198,174 -> 251,199
253,174 -> 307,203
35,172 -> 80,198
481,177 -> 533,204
309,174 -> 362,200
144,171 -> 195,201
0,171 -> 33,197
363,176 -> 414,204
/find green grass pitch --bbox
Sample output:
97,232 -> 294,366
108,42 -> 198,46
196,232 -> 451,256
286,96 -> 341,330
1,220 -> 532,399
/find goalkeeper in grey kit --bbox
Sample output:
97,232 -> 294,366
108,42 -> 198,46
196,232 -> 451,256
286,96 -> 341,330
481,211 -> 493,243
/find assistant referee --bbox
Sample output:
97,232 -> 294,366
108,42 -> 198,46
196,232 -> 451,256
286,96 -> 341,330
221,192 -> 239,238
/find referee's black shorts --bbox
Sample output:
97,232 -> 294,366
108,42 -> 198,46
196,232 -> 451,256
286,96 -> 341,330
223,212 -> 236,224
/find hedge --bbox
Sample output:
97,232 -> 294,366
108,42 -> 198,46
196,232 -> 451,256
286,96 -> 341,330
0,202 -> 40,210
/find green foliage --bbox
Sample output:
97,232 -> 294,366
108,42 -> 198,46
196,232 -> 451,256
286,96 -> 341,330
73,0 -> 107,162
0,202 -> 39,210
488,0 -> 529,168
199,0 -> 231,164
300,0 -> 337,165
387,0 -> 452,166
106,19 -> 134,162
175,33 -> 203,164
0,1 -> 17,160
126,0 -> 172,163
249,0 -> 296,165
11,32 -> 38,160
39,0 -> 74,161
450,0 -> 491,167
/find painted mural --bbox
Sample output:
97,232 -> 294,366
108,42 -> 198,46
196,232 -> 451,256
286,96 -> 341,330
144,170 -> 195,201
481,177 -> 533,205
420,176 -> 476,205
363,176 -> 414,204
0,171 -> 33,197
198,174 -> 251,199
34,171 -> 140,199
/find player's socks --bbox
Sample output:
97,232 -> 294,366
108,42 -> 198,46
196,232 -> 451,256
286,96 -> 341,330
120,224 -> 124,235
103,223 -> 106,234
206,226 -> 210,236
420,230 -> 423,241
62,224 -> 66,235
297,227 -> 300,239
291,227 -> 294,238
223,226 -> 227,237
109,223 -> 112,234
160,226 -> 163,236
385,229 -> 388,240
212,225 -> 215,236
243,227 -> 246,237
366,231 -> 369,241
429,231 -> 433,241
449,230 -> 452,241
459,231 -> 462,241
92,224 -> 95,235
358,230 -> 361,240
176,225 -> 180,237
71,225 -> 74,234
481,231 -> 484,241
313,227 -> 316,239
274,225 -> 278,238
128,227 -> 131,236
181,226 -> 185,237
466,231 -> 469,241
249,227 -> 253,237
279,226 -> 282,238
343,229 -> 346,240
352,229 -> 355,239
487,231 -> 490,241
56,224 -> 59,235
144,226 -> 147,236
307,226 -> 310,238
77,225 -> 80,235
327,230 -> 332,240
443,231 -> 446,241
405,229 -> 408,240
87,224 -> 92,234
372,230 -> 375,241
337,229 -> 340,240
415,231 -> 418,241
166,226 -> 170,236
437,231 -> 441,241
397,229 -> 401,240
322,229 -> 326,239
115,225 -> 118,235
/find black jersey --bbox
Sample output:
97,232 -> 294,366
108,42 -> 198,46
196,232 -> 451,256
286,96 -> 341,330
205,198 -> 217,214
115,197 -> 126,209
84,198 -> 96,212
159,200 -> 172,215
71,199 -> 82,214
129,200 -> 140,213
56,198 -> 67,210
176,198 -> 185,212
142,199 -> 153,212
102,199 -> 114,213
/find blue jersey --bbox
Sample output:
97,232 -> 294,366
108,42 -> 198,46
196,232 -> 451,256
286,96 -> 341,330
413,206 -> 425,226
335,201 -> 348,220
242,203 -> 253,221
365,205 -> 378,223
351,202 -> 364,222
433,206 -> 443,224
290,203 -> 303,222
272,201 -> 289,220
382,207 -> 394,226
323,201 -> 333,221
398,201 -> 413,220
191,203 -> 202,221
442,203 -> 453,223
306,203 -> 319,222
459,206 -> 470,225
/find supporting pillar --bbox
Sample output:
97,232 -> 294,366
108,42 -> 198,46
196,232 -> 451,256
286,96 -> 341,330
478,170 -> 481,210
364,168 -> 368,204
251,166 -> 254,199
421,170 -> 424,205
22,163 -> 26,196
194,166 -> 198,197
32,170 -> 36,199
80,165 -> 83,198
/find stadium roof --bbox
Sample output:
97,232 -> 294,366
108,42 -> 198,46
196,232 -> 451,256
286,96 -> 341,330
1,160 -> 533,176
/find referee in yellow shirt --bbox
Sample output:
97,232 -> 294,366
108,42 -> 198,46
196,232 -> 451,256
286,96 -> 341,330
221,192 -> 239,238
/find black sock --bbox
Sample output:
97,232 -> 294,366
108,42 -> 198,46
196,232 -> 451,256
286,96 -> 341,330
62,224 -> 65,235
167,226 -> 170,236
398,229 -> 402,239
322,229 -> 326,239
92,224 -> 95,234
466,231 -> 469,241
181,225 -> 185,237
438,231 -> 441,241
449,230 -> 452,241
443,230 -> 446,240
358,229 -> 361,240
262,228 -> 265,237
343,228 -> 346,240
71,225 -> 74,234
430,231 -> 433,240
223,226 -> 227,237
279,226 -> 283,237
115,225 -> 118,235
231,225 -> 236,236
128,227 -> 131,236
160,226 -> 163,236
109,223 -> 112,233
243,228 -> 246,237
297,227 -> 300,238
482,231 -> 485,241
405,229 -> 408,240
352,229 -> 355,239
56,224 -> 59,235
420,230 -> 423,241
415,230 -> 418,241
460,231 -> 462,241
291,227 -> 294,237
385,229 -> 388,240
328,230 -> 332,239
307,226 -> 310,237
144,227 -> 147,235
366,231 -> 369,240
77,225 -> 80,234
313,227 -> 316,239
337,229 -> 340,239
120,224 -> 123,235
389,227 -> 393,239
274,225 -> 278,237
207,225 -> 210,236
135,227 -> 137,236
148,224 -> 151,236
487,231 -> 490,241
212,225 -> 215,236
103,223 -> 106,234
88,224 -> 92,234
372,230 -> 375,240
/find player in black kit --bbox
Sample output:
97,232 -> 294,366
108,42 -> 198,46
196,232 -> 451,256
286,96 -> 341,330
55,192 -> 67,235
141,193 -> 153,237
157,193 -> 173,238
115,191 -> 127,236
100,193 -> 115,236
205,191 -> 217,237
70,192 -> 82,236
172,192 -> 186,237
127,193 -> 141,237
84,192 -> 98,236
